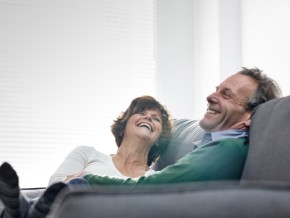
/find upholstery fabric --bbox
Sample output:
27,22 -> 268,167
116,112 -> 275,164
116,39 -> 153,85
153,119 -> 205,170
242,96 -> 290,183
48,182 -> 290,218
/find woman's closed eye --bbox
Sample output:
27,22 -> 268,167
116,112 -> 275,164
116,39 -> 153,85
153,116 -> 161,123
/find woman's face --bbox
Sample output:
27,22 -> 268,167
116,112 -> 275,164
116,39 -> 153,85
124,109 -> 163,145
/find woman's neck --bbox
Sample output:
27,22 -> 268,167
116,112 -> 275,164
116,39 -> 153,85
112,145 -> 150,178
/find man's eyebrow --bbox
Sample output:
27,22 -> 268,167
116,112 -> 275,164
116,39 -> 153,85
219,86 -> 240,99
216,86 -> 234,94
216,85 -> 248,105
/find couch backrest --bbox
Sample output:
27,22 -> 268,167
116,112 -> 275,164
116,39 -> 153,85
153,119 -> 205,171
241,96 -> 290,183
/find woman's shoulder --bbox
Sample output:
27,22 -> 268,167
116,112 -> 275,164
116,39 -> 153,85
71,145 -> 111,159
70,145 -> 96,154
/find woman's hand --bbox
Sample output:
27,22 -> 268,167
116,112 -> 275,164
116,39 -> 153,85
64,171 -> 86,182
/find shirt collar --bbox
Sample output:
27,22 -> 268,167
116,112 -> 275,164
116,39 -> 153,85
207,129 -> 248,141
193,129 -> 248,148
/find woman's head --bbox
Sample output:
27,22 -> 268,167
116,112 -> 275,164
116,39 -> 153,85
111,96 -> 172,166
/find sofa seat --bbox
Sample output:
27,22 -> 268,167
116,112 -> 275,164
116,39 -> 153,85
47,181 -> 290,218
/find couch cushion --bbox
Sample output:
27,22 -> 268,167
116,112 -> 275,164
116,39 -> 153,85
47,182 -> 290,218
242,96 -> 290,183
153,119 -> 205,170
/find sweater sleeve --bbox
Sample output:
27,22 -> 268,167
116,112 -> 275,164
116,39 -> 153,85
48,145 -> 95,185
84,138 -> 248,185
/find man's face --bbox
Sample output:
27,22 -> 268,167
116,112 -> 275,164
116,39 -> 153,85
199,73 -> 258,132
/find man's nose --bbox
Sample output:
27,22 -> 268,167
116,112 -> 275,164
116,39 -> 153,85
207,92 -> 219,103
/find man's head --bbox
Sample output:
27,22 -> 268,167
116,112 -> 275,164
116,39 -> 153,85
199,67 -> 282,132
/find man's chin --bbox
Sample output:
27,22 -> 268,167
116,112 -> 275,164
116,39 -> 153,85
199,119 -> 210,131
199,119 -> 219,132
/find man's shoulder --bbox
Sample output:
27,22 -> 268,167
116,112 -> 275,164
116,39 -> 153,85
202,137 -> 248,148
211,137 -> 249,156
197,137 -> 248,155
212,137 -> 248,148
218,137 -> 248,143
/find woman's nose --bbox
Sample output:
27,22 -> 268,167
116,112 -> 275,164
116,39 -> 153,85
144,114 -> 152,121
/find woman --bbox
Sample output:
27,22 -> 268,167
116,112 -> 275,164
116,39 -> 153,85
49,95 -> 172,185
0,95 -> 172,218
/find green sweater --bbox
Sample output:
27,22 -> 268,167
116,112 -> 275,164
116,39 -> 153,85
84,137 -> 248,185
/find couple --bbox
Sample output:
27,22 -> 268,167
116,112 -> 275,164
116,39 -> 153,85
0,67 -> 282,218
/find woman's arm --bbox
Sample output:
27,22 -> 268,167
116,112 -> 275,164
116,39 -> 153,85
48,145 -> 94,185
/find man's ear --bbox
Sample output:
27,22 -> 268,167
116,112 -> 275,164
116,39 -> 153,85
245,118 -> 251,127
244,111 -> 252,128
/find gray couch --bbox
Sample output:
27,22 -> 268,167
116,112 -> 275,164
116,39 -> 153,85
4,95 -> 290,217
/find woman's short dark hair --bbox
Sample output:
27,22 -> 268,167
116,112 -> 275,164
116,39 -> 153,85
111,95 -> 173,166
238,67 -> 282,111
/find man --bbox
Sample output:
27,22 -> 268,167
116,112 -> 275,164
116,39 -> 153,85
84,67 -> 282,185
0,67 -> 282,218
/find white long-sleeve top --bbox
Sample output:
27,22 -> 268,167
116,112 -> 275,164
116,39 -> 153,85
48,145 -> 156,186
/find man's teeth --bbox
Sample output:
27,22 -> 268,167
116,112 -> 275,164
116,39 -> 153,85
138,123 -> 152,131
207,109 -> 217,114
